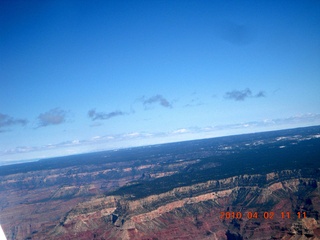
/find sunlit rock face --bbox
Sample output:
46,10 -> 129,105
40,171 -> 320,240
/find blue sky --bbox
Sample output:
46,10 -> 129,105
1,0 -> 320,164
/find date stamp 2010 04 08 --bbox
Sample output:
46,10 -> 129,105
219,211 -> 307,220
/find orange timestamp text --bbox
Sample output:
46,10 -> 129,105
220,211 -> 307,220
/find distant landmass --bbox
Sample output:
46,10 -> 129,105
0,125 -> 319,239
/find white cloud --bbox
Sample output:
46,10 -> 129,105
72,140 -> 80,144
123,132 -> 140,138
172,128 -> 188,134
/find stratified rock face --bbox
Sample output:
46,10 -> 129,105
0,159 -> 193,239
39,170 -> 320,240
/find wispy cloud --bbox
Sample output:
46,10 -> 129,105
141,95 -> 172,109
225,88 -> 265,101
0,113 -> 28,131
184,95 -> 203,108
37,108 -> 67,127
203,113 -> 320,131
88,109 -> 126,121
1,139 -> 87,156
255,91 -> 266,98
172,128 -> 189,134
2,113 -> 319,159
269,113 -> 320,125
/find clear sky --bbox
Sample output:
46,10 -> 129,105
1,0 -> 320,164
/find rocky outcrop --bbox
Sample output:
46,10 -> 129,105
0,159 -> 199,240
39,170 -> 320,240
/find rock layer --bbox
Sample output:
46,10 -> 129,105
40,170 -> 320,240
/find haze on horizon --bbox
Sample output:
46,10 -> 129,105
1,0 -> 320,163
